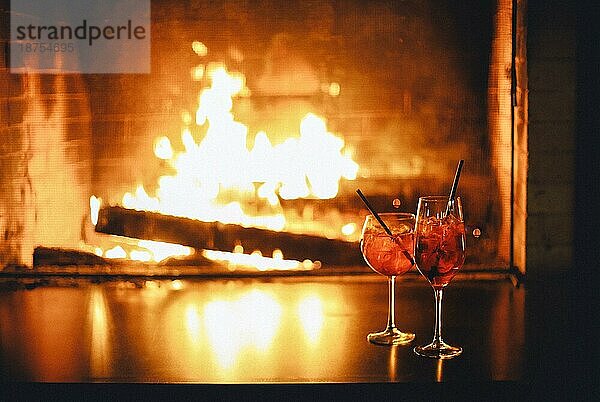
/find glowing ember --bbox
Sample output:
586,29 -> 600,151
104,246 -> 126,259
328,82 -> 341,97
89,225 -> 193,263
191,65 -> 205,81
341,222 -> 357,236
202,249 -> 310,271
90,195 -> 102,226
192,41 -> 208,56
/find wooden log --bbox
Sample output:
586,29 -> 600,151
33,247 -> 109,267
95,206 -> 365,266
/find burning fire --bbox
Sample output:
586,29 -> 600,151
122,65 -> 358,227
89,42 -> 359,269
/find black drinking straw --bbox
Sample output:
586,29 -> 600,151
356,189 -> 414,266
356,189 -> 394,237
445,159 -> 464,217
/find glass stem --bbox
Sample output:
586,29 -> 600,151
432,288 -> 443,346
386,276 -> 396,330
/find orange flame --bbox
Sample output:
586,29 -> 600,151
122,59 -> 358,229
89,43 -> 359,269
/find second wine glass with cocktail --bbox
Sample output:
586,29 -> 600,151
360,212 -> 416,345
413,196 -> 466,358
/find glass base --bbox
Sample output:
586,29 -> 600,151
367,328 -> 415,346
414,341 -> 462,359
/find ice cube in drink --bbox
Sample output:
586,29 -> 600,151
415,214 -> 465,288
361,232 -> 415,277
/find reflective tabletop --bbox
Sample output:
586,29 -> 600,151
0,274 -> 528,384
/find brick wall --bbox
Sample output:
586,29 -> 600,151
513,0 -> 576,276
0,26 -> 29,266
0,6 -> 92,269
512,0 -> 528,273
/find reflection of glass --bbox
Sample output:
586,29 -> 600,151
360,213 -> 416,345
89,288 -> 111,378
436,358 -> 444,382
388,345 -> 399,381
413,196 -> 466,359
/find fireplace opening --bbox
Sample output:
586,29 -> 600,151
1,0 -> 513,274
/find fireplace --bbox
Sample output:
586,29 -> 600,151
1,0 -> 520,274
0,0 -> 589,389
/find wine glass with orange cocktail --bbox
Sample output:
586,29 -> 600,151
357,191 -> 416,346
413,161 -> 466,359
